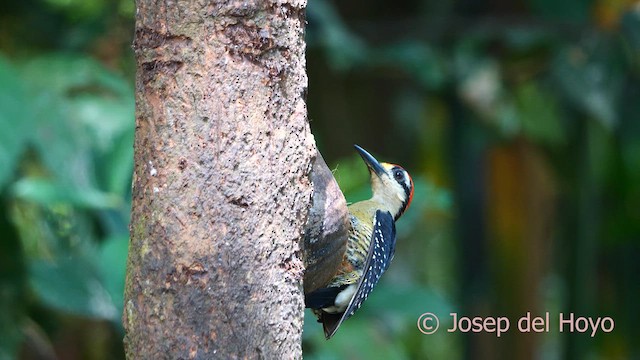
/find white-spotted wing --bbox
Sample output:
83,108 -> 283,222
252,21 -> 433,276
323,210 -> 396,338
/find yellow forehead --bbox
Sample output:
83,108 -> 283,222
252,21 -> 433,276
381,162 -> 398,171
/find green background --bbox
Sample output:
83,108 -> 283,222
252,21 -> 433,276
0,0 -> 639,359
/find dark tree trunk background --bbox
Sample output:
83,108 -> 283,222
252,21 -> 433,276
123,0 -> 313,358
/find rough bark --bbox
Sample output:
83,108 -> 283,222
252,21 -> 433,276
123,0 -> 313,358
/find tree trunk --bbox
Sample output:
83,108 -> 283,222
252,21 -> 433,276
123,0 -> 313,358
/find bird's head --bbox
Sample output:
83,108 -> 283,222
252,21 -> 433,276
354,145 -> 414,220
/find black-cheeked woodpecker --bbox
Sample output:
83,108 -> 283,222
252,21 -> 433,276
305,145 -> 414,339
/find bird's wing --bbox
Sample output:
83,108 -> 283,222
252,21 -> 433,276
323,210 -> 396,339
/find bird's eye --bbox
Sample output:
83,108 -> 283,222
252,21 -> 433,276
393,169 -> 404,182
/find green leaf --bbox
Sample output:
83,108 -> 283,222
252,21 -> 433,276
307,1 -> 369,70
98,235 -> 128,319
516,82 -> 565,145
19,54 -> 134,190
529,0 -> 592,22
552,40 -> 623,129
0,56 -> 33,190
372,41 -> 448,89
0,208 -> 27,359
621,10 -> 640,52
42,0 -> 107,19
12,178 -> 121,209
71,95 -> 133,151
20,55 -> 123,95
29,257 -> 118,320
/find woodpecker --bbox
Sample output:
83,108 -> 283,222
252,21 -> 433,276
305,145 -> 414,339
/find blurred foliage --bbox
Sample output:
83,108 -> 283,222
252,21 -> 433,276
0,0 -> 133,354
1,0 -> 640,359
305,0 -> 640,359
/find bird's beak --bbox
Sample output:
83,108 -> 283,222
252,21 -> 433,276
354,145 -> 385,178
